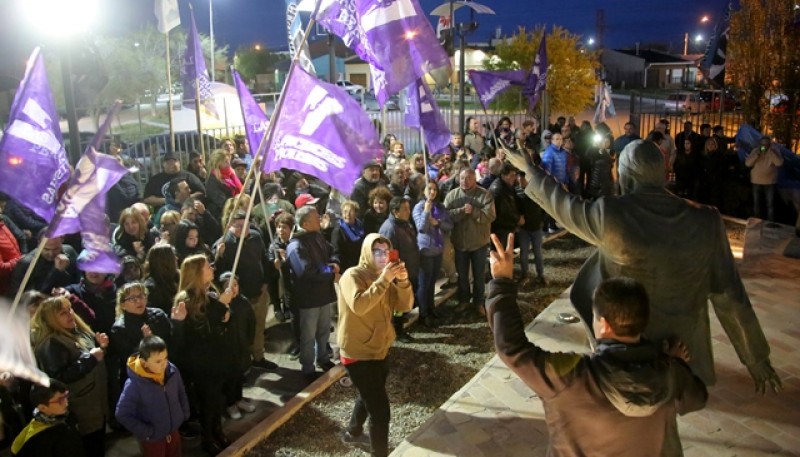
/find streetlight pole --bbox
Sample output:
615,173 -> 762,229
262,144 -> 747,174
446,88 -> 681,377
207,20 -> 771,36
209,0 -> 215,82
60,45 -> 82,165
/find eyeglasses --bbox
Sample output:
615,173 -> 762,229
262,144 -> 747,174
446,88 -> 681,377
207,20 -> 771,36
372,249 -> 390,258
48,391 -> 69,405
123,294 -> 146,303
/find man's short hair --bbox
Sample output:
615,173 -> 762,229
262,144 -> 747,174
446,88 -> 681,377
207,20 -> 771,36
30,379 -> 68,407
275,213 -> 295,229
389,196 -> 408,214
295,205 -> 318,227
166,177 -> 186,198
139,335 -> 168,360
592,277 -> 650,337
488,157 -> 503,175
522,120 -> 535,128
500,162 -> 518,177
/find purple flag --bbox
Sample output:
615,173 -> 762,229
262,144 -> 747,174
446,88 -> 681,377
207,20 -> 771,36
182,9 -> 218,119
405,79 -> 450,155
46,103 -> 128,274
523,34 -> 548,112
0,48 -> 70,222
468,69 -> 528,110
265,65 -> 383,195
315,0 -> 451,106
233,70 -> 270,159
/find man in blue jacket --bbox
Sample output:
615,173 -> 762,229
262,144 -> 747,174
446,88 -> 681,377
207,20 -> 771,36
540,132 -> 569,233
287,206 -> 340,382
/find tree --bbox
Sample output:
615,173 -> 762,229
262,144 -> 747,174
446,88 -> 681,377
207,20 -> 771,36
234,45 -> 288,85
482,26 -> 600,116
729,0 -> 799,146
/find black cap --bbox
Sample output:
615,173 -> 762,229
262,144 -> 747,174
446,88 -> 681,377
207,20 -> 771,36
363,160 -> 381,170
162,151 -> 178,161
232,158 -> 247,168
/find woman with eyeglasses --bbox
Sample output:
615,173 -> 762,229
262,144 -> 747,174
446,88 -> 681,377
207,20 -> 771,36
31,296 -> 110,457
107,282 -> 185,401
175,254 -> 237,455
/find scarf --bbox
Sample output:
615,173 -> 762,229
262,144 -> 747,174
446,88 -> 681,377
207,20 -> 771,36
216,166 -> 243,196
339,218 -> 365,242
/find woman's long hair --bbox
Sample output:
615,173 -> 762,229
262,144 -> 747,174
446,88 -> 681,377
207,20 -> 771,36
31,296 -> 93,350
221,194 -> 250,228
176,254 -> 215,321
116,207 -> 147,241
144,244 -> 179,288
172,220 -> 206,261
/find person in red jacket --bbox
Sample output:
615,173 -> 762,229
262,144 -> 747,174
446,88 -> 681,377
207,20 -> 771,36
0,208 -> 23,296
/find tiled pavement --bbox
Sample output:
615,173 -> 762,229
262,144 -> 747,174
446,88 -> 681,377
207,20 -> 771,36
390,219 -> 800,457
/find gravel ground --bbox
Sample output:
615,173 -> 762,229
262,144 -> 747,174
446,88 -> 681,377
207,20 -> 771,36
247,234 -> 595,457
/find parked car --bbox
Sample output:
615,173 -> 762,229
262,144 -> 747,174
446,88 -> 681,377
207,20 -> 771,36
699,90 -> 737,111
121,132 -> 221,174
663,92 -> 706,114
349,92 -> 400,112
336,80 -> 366,95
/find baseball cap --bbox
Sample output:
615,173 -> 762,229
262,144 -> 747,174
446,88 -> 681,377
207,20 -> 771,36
294,193 -> 320,208
162,151 -> 178,161
231,158 -> 247,168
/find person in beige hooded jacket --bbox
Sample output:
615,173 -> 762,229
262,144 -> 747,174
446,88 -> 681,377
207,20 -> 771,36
337,233 -> 413,457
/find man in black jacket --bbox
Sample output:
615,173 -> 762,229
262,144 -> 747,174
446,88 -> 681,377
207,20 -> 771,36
349,162 -> 386,219
9,235 -> 79,297
488,163 -> 522,250
213,211 -> 277,370
485,233 -> 707,457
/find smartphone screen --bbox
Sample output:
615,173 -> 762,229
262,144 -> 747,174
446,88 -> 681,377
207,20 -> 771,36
388,249 -> 400,262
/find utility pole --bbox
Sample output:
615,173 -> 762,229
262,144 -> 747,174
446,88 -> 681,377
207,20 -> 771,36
595,9 -> 606,48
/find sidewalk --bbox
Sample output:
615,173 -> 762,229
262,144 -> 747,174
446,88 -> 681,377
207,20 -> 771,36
390,218 -> 800,457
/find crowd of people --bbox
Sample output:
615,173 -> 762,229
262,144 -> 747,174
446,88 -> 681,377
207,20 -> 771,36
0,112 -> 789,457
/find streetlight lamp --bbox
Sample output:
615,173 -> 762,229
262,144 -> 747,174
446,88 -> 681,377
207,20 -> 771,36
431,1 -> 495,136
18,0 -> 99,165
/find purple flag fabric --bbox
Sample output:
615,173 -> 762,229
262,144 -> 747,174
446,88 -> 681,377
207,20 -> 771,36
233,70 -> 270,159
405,79 -> 451,155
315,0 -> 451,106
468,69 -> 527,110
522,34 -> 548,112
182,10 -> 218,119
0,48 -> 70,222
265,65 -> 383,195
46,104 -> 128,274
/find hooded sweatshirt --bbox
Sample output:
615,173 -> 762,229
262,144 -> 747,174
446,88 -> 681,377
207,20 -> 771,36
337,233 -> 414,361
11,410 -> 85,457
486,278 -> 707,457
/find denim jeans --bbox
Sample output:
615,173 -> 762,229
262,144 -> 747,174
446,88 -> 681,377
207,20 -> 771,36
345,358 -> 390,457
517,229 -> 544,277
416,254 -> 443,318
455,245 -> 488,305
298,304 -> 332,374
752,184 -> 776,222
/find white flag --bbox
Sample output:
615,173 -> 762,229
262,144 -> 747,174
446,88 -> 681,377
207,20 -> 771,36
155,0 -> 181,34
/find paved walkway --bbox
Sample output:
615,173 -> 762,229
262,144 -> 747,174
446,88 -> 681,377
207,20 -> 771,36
391,219 -> 800,457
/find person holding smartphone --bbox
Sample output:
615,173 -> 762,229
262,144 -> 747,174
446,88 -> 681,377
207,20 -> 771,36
336,233 -> 413,457
745,135 -> 784,222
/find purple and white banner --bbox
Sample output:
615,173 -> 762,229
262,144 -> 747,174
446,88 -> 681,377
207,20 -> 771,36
155,0 -> 180,34
315,0 -> 451,106
468,69 -> 527,110
285,0 -> 316,73
47,103 -> 128,274
264,65 -> 383,195
405,78 -> 450,155
522,34 -> 548,112
182,9 -> 218,118
233,70 -> 270,158
0,47 -> 70,222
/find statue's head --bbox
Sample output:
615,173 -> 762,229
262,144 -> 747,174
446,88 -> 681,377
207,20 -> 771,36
617,140 -> 667,195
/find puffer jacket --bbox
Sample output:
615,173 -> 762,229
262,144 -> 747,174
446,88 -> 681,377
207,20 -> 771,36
337,233 -> 414,360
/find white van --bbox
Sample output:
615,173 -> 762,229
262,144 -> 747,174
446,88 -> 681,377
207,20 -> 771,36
664,92 -> 706,114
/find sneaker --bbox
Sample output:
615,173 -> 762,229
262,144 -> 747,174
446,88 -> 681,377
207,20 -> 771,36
303,371 -> 322,384
534,275 -> 547,286
252,358 -> 278,370
236,399 -> 257,413
317,360 -> 336,371
341,430 -> 372,451
288,347 -> 301,360
274,310 -> 287,322
396,332 -> 415,343
422,315 -> 440,328
226,405 -> 242,420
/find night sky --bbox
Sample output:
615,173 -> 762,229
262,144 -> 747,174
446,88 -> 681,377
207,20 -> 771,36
0,0 -> 728,85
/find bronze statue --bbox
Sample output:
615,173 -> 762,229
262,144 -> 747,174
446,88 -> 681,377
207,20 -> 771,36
506,140 -> 781,393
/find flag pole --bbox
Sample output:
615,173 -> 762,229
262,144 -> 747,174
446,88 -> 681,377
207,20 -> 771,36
9,237 -> 48,315
420,126 -> 430,185
194,77 -> 205,160
224,2 -> 321,288
166,32 -> 176,154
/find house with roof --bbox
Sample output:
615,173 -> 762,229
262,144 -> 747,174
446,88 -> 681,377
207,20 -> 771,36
602,48 -> 702,90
